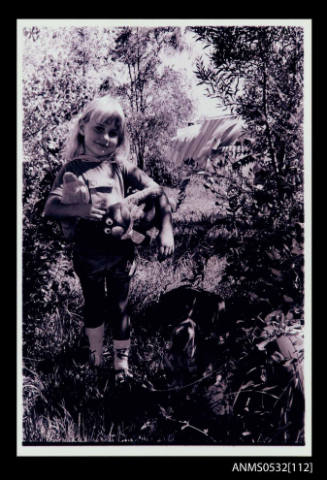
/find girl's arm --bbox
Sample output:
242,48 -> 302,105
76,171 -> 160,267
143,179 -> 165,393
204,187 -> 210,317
124,184 -> 163,207
43,196 -> 106,221
43,163 -> 105,221
124,163 -> 174,256
156,192 -> 174,257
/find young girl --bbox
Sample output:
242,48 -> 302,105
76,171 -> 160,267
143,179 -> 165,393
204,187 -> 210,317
43,95 -> 174,384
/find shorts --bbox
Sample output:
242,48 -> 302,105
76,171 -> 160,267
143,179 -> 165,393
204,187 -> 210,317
73,250 -> 136,328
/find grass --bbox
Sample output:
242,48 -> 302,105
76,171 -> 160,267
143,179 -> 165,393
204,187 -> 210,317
21,175 -> 305,445
22,312 -> 304,445
22,266 -> 304,445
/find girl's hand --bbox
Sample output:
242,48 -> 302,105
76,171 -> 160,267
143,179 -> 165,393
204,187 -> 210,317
77,204 -> 106,221
43,196 -> 105,221
158,226 -> 175,258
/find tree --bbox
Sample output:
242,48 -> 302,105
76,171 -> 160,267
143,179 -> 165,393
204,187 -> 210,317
22,26 -> 118,163
21,26 -> 124,357
191,26 -> 304,198
180,26 -> 305,315
21,25 -> 196,356
109,26 -> 195,174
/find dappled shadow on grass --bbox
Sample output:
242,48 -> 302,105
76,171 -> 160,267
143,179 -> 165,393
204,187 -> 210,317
24,340 -> 229,444
25,344 -> 189,443
23,335 -> 304,445
23,287 -> 305,445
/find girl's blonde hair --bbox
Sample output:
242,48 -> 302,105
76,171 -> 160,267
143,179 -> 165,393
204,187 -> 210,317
64,95 -> 130,164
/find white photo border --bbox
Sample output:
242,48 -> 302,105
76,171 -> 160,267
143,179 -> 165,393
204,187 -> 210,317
17,17 -> 312,458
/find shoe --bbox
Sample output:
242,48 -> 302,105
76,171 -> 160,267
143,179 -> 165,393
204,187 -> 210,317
114,368 -> 133,386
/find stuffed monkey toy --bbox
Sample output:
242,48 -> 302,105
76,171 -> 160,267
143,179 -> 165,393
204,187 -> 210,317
61,171 -> 163,244
61,172 -> 90,205
102,185 -> 163,244
58,172 -> 90,240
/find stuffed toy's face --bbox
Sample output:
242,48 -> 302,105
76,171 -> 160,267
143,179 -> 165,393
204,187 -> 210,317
102,202 -> 131,238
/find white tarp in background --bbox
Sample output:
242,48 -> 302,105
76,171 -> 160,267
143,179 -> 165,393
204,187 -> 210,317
169,115 -> 249,168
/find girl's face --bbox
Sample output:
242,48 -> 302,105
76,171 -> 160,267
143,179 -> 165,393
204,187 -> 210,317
79,116 -> 121,157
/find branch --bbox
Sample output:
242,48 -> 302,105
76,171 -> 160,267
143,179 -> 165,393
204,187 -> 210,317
127,63 -> 135,112
258,36 -> 280,184
136,27 -> 143,113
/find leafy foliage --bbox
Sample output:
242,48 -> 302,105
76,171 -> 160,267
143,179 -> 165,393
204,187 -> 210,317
22,24 -> 196,362
110,27 -> 195,179
21,25 -> 305,445
188,26 -> 304,307
192,26 -> 304,195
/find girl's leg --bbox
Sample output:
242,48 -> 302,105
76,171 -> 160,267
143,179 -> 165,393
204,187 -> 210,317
108,272 -> 130,340
107,260 -> 135,381
73,256 -> 107,366
85,323 -> 105,366
82,272 -> 106,366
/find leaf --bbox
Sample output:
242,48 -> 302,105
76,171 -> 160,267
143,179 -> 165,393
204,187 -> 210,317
233,380 -> 255,408
271,268 -> 283,279
159,405 -> 171,418
262,385 -> 278,392
214,374 -> 222,385
246,367 -> 257,375
270,351 -> 285,362
181,422 -> 190,431
283,294 -> 294,303
140,421 -> 152,431
256,338 -> 275,351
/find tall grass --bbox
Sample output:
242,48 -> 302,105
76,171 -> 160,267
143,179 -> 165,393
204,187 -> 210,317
22,175 -> 304,445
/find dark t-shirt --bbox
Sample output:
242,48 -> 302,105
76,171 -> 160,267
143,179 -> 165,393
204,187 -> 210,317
48,155 -> 158,256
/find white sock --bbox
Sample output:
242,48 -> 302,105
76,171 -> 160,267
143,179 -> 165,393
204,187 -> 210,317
113,338 -> 130,371
85,324 -> 104,366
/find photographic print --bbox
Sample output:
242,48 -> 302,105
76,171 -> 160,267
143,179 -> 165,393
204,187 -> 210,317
17,18 -> 311,457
